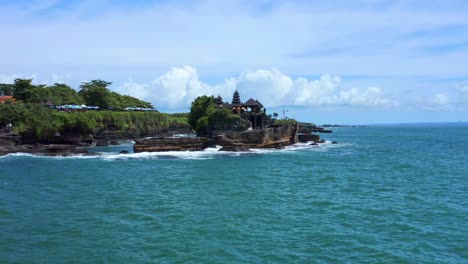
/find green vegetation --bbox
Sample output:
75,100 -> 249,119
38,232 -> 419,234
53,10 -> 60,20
273,118 -> 298,125
1,79 -> 83,105
188,95 -> 246,135
0,78 -> 151,110
0,102 -> 190,141
0,79 -> 190,141
78,80 -> 152,110
188,95 -> 216,133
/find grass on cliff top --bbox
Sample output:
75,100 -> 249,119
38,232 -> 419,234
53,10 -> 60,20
0,103 -> 190,141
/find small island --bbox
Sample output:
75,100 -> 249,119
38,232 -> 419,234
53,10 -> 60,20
0,78 -> 331,156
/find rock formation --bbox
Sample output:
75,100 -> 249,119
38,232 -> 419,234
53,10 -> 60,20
133,123 -> 298,153
133,136 -> 209,152
298,133 -> 320,143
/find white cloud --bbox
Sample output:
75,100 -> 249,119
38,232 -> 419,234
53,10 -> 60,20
116,66 -> 396,110
0,74 -> 37,83
236,68 -> 294,106
460,86 -> 468,93
432,93 -> 450,106
1,0 -> 468,79
49,73 -> 72,84
423,93 -> 455,111
117,66 -> 236,109
0,73 -> 73,86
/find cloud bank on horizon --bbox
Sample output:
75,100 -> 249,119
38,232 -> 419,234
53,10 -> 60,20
0,0 -> 467,122
116,66 -> 397,110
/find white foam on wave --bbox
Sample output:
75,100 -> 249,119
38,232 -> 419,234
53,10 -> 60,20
1,152 -> 38,158
0,141 -> 348,161
100,145 -> 227,161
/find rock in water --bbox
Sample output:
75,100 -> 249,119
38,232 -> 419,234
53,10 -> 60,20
95,140 -> 109,146
298,133 -> 320,143
219,144 -> 250,152
133,136 -> 209,152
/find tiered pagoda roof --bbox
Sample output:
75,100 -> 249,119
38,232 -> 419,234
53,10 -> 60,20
231,90 -> 241,106
215,95 -> 223,105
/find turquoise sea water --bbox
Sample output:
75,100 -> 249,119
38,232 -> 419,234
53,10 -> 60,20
1,125 -> 467,263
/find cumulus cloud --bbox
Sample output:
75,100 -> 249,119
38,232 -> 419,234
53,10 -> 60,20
423,93 -> 455,111
117,66 -> 236,109
422,85 -> 468,111
116,66 -> 396,110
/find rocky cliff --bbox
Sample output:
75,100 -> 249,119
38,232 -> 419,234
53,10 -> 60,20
132,123 -> 298,153
133,136 -> 209,152
213,123 -> 296,151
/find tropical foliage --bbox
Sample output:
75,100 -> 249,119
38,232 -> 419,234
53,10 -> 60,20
0,102 -> 190,141
0,78 -> 191,141
0,78 -> 152,110
188,95 -> 246,135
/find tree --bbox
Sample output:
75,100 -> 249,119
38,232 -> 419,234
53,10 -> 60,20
78,80 -> 153,110
188,95 -> 216,133
49,83 -> 83,105
12,78 -> 35,101
78,80 -> 112,109
0,83 -> 14,96
23,84 -> 51,104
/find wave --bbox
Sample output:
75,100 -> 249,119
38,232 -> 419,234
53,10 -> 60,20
0,141 -> 348,161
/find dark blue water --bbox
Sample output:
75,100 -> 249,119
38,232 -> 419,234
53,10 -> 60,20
1,126 -> 467,263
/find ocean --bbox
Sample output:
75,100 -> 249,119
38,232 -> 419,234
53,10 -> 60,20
1,125 -> 467,263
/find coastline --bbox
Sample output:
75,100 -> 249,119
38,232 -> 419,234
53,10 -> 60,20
0,123 -> 332,156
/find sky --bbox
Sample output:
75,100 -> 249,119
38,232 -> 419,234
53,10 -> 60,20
0,0 -> 467,124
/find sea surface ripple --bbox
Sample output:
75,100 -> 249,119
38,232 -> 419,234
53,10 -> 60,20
0,125 -> 467,263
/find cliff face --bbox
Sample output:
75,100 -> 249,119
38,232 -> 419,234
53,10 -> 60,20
298,133 -> 320,143
213,124 -> 294,150
133,137 -> 209,152
0,130 -> 21,146
132,124 -> 298,153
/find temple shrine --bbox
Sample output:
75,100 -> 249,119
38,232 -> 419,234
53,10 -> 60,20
215,91 -> 269,129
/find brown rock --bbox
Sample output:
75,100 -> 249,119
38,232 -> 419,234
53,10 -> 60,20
298,133 -> 320,143
133,136 -> 209,152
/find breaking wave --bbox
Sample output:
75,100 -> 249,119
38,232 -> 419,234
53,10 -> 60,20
0,141 -> 347,161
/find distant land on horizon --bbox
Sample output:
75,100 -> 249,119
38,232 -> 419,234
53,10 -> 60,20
356,121 -> 468,127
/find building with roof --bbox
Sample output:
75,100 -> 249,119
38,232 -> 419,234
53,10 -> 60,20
0,96 -> 15,104
215,91 -> 270,129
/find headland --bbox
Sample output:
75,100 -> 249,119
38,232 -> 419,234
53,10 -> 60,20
0,79 -> 333,156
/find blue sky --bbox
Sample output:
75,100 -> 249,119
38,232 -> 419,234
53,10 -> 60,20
0,0 -> 467,124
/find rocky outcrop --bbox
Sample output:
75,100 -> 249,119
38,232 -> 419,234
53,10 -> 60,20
0,143 -> 90,156
299,123 -> 332,133
0,131 -> 21,146
213,123 -> 294,150
0,128 -> 94,156
133,136 -> 209,152
298,133 -> 320,143
133,124 -> 297,152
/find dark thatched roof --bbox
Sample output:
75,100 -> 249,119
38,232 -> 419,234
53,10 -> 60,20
243,98 -> 263,108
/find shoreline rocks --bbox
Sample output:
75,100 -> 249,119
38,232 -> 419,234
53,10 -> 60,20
133,136 -> 209,152
298,133 -> 320,143
133,124 -> 298,153
1,123 -> 335,155
0,143 -> 90,156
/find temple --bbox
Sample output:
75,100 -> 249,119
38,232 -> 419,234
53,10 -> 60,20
215,91 -> 269,129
